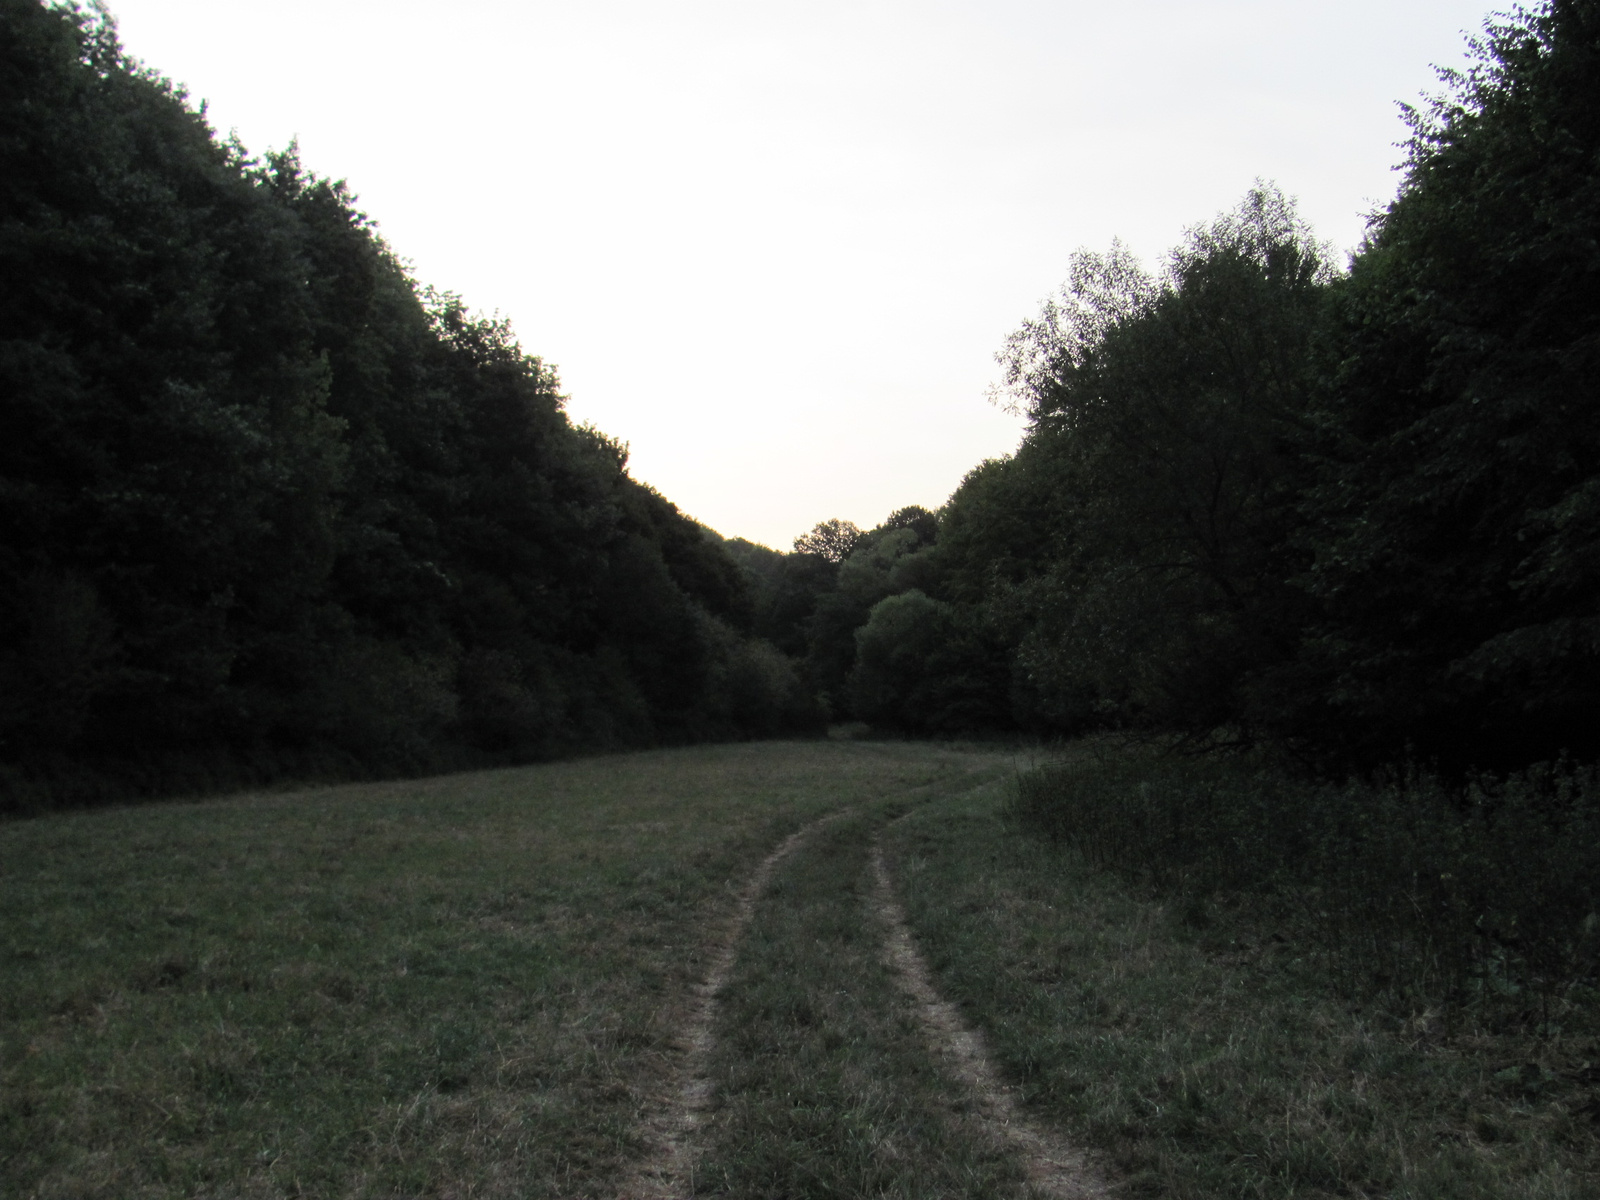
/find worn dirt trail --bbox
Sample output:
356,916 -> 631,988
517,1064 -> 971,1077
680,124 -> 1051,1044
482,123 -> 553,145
871,845 -> 1111,1200
616,794 -> 1109,1200
616,812 -> 844,1200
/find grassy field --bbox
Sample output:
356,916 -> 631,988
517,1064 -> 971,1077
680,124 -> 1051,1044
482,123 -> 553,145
5,738 -> 1596,1198
693,803 -> 1026,1198
885,759 -> 1600,1200
1,740 -> 1012,1198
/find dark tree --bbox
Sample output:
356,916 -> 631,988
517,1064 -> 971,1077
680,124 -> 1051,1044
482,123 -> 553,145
987,186 -> 1332,740
793,518 -> 863,564
1298,0 -> 1600,769
0,0 -> 818,809
879,505 -> 938,548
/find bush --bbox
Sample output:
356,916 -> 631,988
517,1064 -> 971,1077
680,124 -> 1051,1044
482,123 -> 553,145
848,591 -> 1007,733
701,615 -> 825,739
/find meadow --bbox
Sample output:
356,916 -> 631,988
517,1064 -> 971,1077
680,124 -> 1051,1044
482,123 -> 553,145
4,740 -> 1595,1198
889,755 -> 1600,1199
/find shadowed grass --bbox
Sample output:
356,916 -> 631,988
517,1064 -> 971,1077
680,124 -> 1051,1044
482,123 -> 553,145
16,736 -> 1578,1198
694,794 -> 1031,1199
884,767 -> 1600,1200
0,740 -> 1006,1199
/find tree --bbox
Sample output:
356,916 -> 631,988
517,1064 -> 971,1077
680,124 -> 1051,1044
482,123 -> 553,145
1297,0 -> 1600,770
848,591 -> 1007,732
0,0 -> 348,759
880,505 -> 938,548
986,185 -> 1333,740
0,0 -> 822,807
793,518 -> 863,564
794,509 -> 951,713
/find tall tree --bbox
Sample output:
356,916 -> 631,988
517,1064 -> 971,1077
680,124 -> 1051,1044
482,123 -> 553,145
793,518 -> 863,564
0,0 -> 346,758
1299,0 -> 1600,769
991,186 -> 1333,739
0,0 -> 819,807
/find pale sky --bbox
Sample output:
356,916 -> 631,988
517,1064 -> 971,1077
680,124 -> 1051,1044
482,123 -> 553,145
104,0 -> 1493,549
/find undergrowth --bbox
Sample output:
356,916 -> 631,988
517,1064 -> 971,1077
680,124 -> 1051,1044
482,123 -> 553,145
887,773 -> 1600,1199
1010,742 -> 1600,1035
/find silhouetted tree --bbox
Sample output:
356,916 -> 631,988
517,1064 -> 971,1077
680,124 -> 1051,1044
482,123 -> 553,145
793,518 -> 863,564
987,186 -> 1332,740
0,0 -> 819,809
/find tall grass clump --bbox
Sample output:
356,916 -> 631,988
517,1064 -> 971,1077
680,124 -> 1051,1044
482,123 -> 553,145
1011,745 -> 1600,1032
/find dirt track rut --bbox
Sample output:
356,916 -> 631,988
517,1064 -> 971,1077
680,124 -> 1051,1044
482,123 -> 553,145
617,813 -> 843,1199
871,844 -> 1110,1200
617,804 -> 1109,1199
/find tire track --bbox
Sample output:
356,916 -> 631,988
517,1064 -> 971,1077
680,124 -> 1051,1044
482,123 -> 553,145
871,844 -> 1112,1200
616,811 -> 844,1200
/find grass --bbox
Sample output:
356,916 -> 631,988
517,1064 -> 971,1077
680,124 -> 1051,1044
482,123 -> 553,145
1,739 -> 1010,1199
883,751 -> 1600,1199
695,796 -> 1026,1199
1010,742 -> 1600,1034
10,735 -> 1596,1199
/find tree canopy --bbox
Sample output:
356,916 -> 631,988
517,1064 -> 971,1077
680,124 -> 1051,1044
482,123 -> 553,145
5,0 -> 1595,803
760,0 -> 1600,775
0,0 -> 819,810
1292,0 -> 1600,768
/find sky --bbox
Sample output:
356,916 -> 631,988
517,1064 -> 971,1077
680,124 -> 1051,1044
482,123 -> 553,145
104,0 -> 1495,550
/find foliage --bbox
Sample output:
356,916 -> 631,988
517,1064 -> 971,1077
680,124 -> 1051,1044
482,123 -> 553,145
1293,0 -> 1600,770
955,186 -> 1333,741
878,504 -> 939,546
0,0 -> 814,809
17,0 -> 1597,784
791,516 -> 863,564
724,537 -> 835,659
772,188 -> 1337,740
1011,744 -> 1600,1033
810,1 -> 1600,773
795,512 -> 949,713
847,590 -> 1008,733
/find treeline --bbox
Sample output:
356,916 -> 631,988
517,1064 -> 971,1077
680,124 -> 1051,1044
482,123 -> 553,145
0,0 -> 819,811
768,0 -> 1600,777
5,0 -> 1594,813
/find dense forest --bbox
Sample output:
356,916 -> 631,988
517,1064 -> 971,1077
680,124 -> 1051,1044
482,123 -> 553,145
0,0 -> 820,811
757,0 -> 1600,778
2,0 -> 1597,812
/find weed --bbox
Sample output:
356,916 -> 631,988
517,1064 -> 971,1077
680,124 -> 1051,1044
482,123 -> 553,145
1009,742 -> 1600,1033
888,773 -> 1600,1199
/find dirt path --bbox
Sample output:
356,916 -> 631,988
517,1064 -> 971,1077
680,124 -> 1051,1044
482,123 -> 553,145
616,812 -> 844,1200
870,845 -> 1111,1200
617,794 -> 1109,1200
